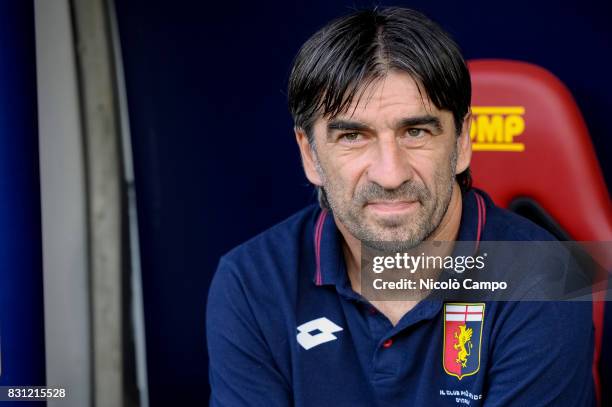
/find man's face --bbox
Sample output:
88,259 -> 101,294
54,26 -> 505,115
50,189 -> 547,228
298,70 -> 470,250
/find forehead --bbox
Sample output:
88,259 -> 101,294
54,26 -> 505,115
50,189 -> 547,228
326,70 -> 441,124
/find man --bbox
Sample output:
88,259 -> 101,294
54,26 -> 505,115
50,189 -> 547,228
207,7 -> 594,406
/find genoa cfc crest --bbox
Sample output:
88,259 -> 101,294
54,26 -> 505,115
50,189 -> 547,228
443,303 -> 485,380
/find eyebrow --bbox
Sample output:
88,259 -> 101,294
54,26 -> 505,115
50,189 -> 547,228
395,115 -> 444,134
326,115 -> 444,140
327,119 -> 373,132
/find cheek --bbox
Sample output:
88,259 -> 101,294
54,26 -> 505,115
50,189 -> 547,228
403,149 -> 436,181
320,151 -> 369,195
407,148 -> 453,190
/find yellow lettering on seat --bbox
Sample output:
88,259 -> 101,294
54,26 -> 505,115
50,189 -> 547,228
470,107 -> 526,152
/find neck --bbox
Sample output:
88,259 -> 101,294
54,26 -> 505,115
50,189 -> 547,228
337,183 -> 464,293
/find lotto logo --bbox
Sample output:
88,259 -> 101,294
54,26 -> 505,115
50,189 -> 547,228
296,317 -> 343,350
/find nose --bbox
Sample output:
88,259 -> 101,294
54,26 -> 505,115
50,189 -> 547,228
366,137 -> 413,190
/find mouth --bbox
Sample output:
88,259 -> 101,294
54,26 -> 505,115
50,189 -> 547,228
365,200 -> 419,215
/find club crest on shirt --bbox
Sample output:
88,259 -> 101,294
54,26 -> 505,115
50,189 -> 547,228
443,303 -> 485,380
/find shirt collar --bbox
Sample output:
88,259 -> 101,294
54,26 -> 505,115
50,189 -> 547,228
457,188 -> 488,249
313,209 -> 344,286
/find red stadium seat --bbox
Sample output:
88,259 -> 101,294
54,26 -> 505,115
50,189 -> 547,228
468,59 -> 612,405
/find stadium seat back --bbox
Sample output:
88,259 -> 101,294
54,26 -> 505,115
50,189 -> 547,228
468,59 -> 612,405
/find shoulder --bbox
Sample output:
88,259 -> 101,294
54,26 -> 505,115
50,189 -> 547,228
475,189 -> 556,241
485,300 -> 594,404
211,204 -> 319,295
206,205 -> 321,354
221,204 -> 319,268
474,190 -> 582,295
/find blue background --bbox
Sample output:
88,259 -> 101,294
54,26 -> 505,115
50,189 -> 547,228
113,0 -> 612,404
0,0 -> 46,404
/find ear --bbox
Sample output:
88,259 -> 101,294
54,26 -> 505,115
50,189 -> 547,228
455,111 -> 472,174
295,127 -> 323,186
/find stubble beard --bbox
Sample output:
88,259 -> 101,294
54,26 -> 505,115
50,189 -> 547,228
316,148 -> 457,252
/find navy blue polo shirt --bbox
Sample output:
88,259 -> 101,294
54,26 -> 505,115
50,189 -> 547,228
207,189 -> 594,406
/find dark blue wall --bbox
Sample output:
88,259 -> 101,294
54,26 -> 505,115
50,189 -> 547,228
114,1 -> 612,404
0,0 -> 46,403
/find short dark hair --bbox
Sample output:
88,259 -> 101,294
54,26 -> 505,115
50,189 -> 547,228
288,7 -> 472,193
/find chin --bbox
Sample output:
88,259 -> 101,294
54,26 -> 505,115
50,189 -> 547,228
371,212 -> 420,229
364,237 -> 423,252
372,226 -> 420,242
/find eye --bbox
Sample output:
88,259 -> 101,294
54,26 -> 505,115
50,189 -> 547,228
406,128 -> 425,138
339,132 -> 364,143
